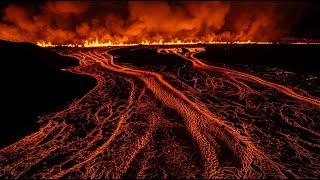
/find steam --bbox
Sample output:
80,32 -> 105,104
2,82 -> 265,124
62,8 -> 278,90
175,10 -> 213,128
0,1 -> 302,44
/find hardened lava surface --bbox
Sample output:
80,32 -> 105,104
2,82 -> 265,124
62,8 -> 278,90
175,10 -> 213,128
0,46 -> 320,179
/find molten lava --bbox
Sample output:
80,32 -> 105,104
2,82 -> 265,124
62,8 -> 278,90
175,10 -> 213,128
35,38 -> 320,48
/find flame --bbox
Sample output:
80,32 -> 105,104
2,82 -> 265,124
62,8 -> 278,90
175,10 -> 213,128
36,38 -> 320,48
36,39 -> 276,47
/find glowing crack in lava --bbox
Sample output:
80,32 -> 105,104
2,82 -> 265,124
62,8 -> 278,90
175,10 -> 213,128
0,45 -> 319,179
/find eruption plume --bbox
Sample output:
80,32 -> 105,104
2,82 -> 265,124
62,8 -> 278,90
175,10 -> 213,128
0,1 -> 303,45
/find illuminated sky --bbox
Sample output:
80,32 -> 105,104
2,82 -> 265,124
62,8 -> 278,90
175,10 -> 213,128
0,1 -> 319,44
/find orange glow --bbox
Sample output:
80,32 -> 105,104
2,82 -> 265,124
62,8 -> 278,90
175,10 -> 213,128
0,2 -> 310,45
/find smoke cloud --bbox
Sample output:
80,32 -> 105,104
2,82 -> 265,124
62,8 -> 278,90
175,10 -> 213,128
0,1 -> 303,44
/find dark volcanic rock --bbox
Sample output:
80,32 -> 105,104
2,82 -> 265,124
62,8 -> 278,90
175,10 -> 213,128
0,40 -> 96,147
196,44 -> 320,76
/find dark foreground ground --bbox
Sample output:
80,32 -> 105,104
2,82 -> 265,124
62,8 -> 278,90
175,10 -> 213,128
0,40 -> 96,147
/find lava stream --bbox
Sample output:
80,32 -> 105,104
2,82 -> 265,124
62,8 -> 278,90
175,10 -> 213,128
75,48 -> 288,178
172,49 -> 320,108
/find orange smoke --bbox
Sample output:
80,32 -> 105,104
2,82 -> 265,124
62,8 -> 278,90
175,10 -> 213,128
0,1 -> 302,45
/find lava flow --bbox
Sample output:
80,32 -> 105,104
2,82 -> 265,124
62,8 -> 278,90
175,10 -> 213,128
0,46 -> 320,179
